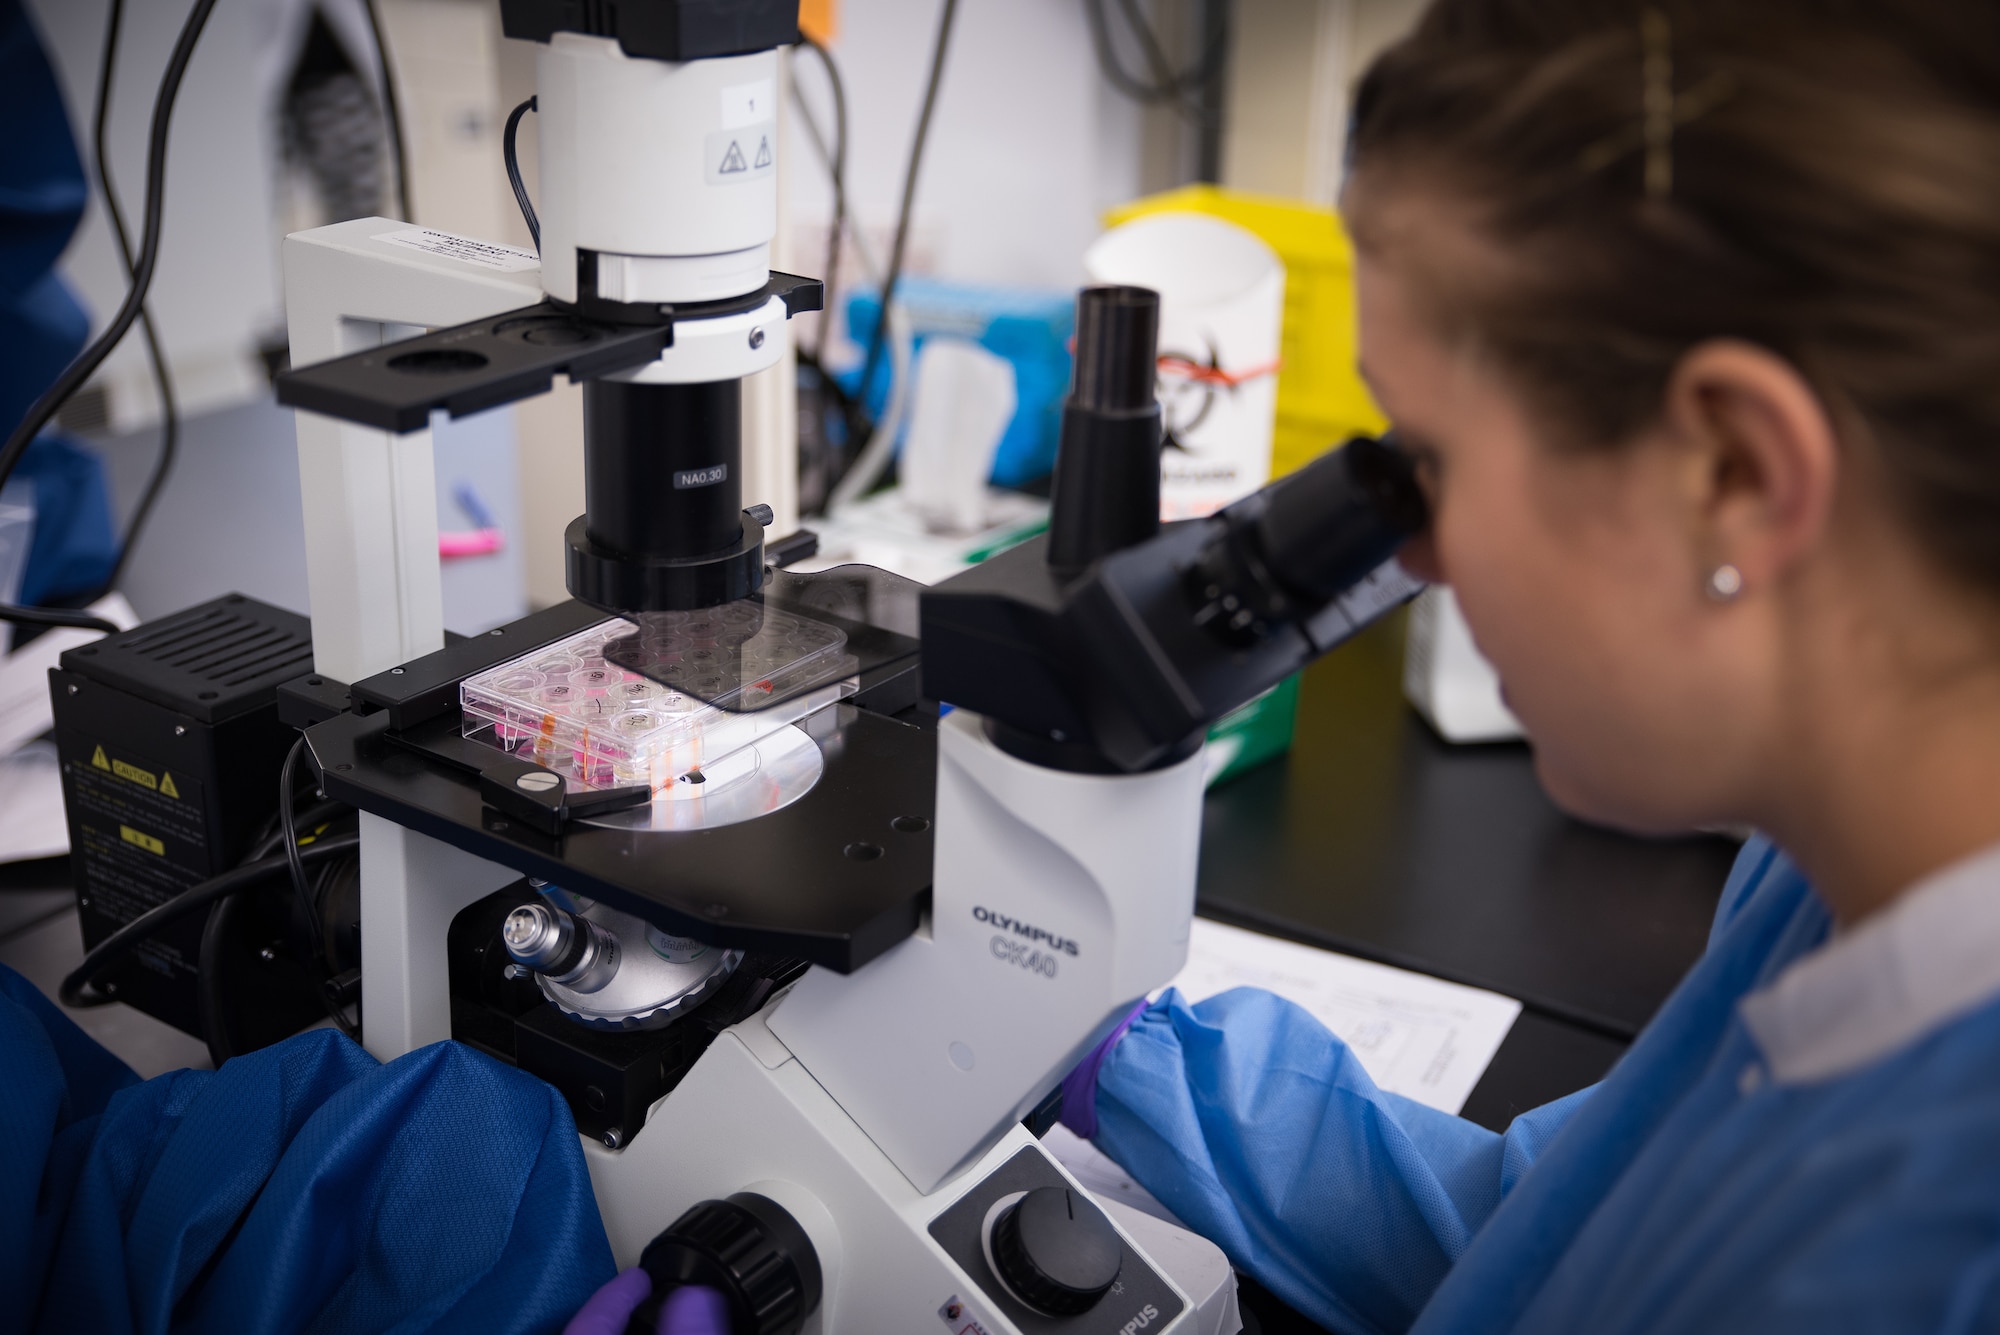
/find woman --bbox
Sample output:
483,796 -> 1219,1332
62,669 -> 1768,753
1063,2 -> 2000,1331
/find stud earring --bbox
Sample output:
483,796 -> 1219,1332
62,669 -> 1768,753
1706,564 -> 1744,602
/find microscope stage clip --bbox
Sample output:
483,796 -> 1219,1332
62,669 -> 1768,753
478,755 -> 651,837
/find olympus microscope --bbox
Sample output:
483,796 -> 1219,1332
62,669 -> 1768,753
272,3 -> 1428,1332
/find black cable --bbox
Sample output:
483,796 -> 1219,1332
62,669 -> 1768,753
89,0 -> 178,601
278,737 -> 328,958
197,795 -> 351,1066
196,886 -> 242,1066
503,96 -> 539,250
850,0 -> 960,474
0,603 -> 120,635
59,834 -> 359,1009
307,849 -> 361,1041
361,0 -> 411,221
1114,0 -> 1185,98
1083,0 -> 1229,121
0,0 -> 216,506
794,39 -> 847,364
1085,0 -> 1161,103
250,797 -> 345,864
788,47 -> 870,508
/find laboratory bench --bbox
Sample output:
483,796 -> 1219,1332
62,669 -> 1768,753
1,609 -> 1739,1335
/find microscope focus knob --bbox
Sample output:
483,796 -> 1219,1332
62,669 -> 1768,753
633,1192 -> 822,1335
990,1186 -> 1123,1315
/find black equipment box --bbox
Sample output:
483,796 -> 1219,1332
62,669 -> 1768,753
49,594 -> 316,1038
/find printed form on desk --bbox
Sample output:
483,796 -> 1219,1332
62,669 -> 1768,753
1046,916 -> 1523,1226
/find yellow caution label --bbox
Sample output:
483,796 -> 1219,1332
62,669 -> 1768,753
119,825 -> 165,856
159,772 -> 180,800
111,758 -> 157,790
91,745 -> 110,771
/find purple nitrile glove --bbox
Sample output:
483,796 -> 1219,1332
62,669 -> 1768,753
1059,999 -> 1150,1139
660,1285 -> 731,1335
564,1270 -> 731,1335
564,1268 -> 652,1335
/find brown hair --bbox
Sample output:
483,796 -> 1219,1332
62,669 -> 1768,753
1346,1 -> 2000,595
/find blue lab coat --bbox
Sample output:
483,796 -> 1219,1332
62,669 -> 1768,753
0,0 -> 121,603
1093,837 -> 2000,1333
0,963 -> 616,1333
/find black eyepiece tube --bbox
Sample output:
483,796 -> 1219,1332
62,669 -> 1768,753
1070,284 -> 1159,412
1186,435 -> 1429,644
1047,285 -> 1163,573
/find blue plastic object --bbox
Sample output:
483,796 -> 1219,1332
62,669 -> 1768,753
0,0 -> 117,606
13,434 -> 117,604
1,962 -> 616,1333
840,279 -> 1075,488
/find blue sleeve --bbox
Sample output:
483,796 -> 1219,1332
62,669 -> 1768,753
0,962 -> 614,1334
0,961 -> 141,1324
1093,987 -> 1590,1335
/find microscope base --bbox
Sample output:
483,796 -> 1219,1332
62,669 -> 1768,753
586,995 -> 1234,1335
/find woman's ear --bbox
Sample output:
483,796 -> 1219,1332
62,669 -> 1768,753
1662,340 -> 1843,595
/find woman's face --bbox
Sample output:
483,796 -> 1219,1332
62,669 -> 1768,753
1357,239 -> 1752,834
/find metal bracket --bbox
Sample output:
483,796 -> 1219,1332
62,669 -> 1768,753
275,301 -> 670,433
478,756 -> 651,837
274,272 -> 826,434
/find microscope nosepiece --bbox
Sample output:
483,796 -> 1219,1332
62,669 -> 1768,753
506,897 -> 744,1030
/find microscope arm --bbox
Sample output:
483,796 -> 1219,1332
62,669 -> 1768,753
282,219 -> 546,686
770,708 -> 1205,1194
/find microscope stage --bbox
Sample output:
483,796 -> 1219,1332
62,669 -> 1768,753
306,587 -> 934,973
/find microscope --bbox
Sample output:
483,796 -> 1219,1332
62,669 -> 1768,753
272,4 -> 1427,1332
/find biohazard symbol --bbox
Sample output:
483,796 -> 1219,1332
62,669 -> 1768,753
92,745 -> 110,771
753,136 -> 772,169
159,772 -> 180,799
719,141 -> 748,174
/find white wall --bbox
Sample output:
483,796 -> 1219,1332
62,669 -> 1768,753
786,0 -> 1149,295
1221,0 -> 1428,205
784,0 -> 1428,300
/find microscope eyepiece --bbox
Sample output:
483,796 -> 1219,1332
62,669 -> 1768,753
1046,285 -> 1165,574
1069,284 -> 1160,414
1186,434 -> 1429,645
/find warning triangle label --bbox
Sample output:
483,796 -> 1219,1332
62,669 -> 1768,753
753,136 -> 772,169
92,745 -> 110,771
719,141 -> 748,174
159,772 -> 180,799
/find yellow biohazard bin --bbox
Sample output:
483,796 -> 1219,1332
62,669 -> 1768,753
1105,185 -> 1387,478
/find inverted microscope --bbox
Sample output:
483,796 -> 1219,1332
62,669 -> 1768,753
270,4 -> 1428,1331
